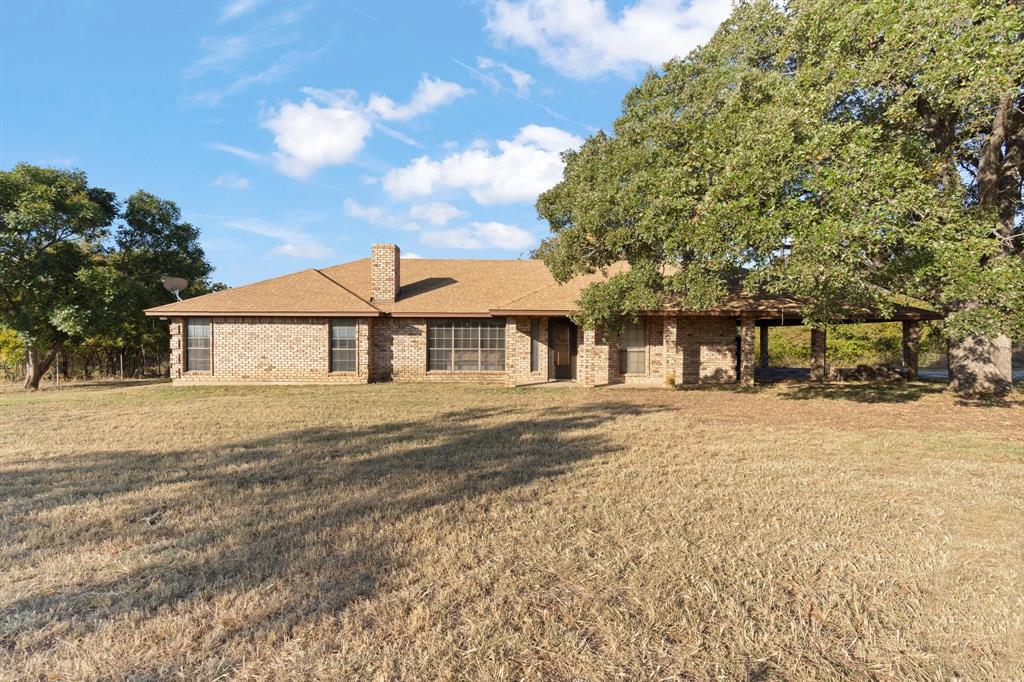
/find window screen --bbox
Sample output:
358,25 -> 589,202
618,319 -> 646,374
428,319 -> 505,371
330,319 -> 357,372
185,318 -> 211,372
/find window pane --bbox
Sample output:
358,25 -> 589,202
331,319 -> 356,341
619,320 -> 646,374
627,349 -> 646,373
481,349 -> 505,371
330,319 -> 358,372
454,349 -> 479,370
186,318 -> 211,372
621,320 -> 645,348
428,348 -> 452,370
428,319 -> 505,371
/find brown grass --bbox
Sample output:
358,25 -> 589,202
1,380 -> 1022,680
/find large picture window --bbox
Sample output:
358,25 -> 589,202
330,319 -> 357,372
619,319 -> 646,374
185,317 -> 211,372
428,319 -> 505,371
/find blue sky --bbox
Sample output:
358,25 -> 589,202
1,0 -> 730,286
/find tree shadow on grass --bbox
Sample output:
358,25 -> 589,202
0,400 -> 665,675
777,380 -> 1023,407
776,381 -> 948,404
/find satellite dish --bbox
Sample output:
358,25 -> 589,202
162,276 -> 189,302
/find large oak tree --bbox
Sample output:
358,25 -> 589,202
536,0 -> 1023,395
0,164 -> 215,389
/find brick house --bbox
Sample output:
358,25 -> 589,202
145,243 -> 940,387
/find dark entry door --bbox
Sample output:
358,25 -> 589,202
551,321 -> 576,379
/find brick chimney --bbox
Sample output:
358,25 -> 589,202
371,243 -> 400,302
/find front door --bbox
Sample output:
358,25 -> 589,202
551,320 -> 577,380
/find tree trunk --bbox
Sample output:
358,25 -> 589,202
948,334 -> 1013,397
23,346 -> 59,391
946,93 -> 1022,397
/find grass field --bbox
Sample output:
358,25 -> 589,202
1,380 -> 1022,680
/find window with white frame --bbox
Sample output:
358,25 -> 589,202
618,319 -> 646,374
428,319 -> 505,371
185,317 -> 211,372
330,319 -> 357,372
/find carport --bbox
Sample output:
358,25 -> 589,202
730,299 -> 944,385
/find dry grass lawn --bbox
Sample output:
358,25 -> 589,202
1,380 -> 1022,680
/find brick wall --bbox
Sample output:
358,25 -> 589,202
578,327 -> 616,387
663,317 -> 680,385
169,316 -> 371,384
680,316 -> 738,383
509,316 -> 550,385
166,313 -> 739,387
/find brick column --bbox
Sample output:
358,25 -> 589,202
579,327 -> 613,387
169,317 -> 183,379
901,320 -> 919,380
358,318 -> 372,382
662,317 -> 679,385
810,327 -> 828,382
759,322 -> 770,368
740,315 -> 756,386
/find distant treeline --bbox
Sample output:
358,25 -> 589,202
0,327 -> 170,383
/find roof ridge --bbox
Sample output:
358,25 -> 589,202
313,268 -> 381,312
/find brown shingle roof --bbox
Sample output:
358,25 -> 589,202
145,268 -> 379,316
490,262 -> 630,313
320,258 -> 559,315
145,255 -> 942,323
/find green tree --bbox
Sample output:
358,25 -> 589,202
1,164 -> 216,389
536,0 -> 1023,395
0,164 -> 117,389
85,190 -> 216,367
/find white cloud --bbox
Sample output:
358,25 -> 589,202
382,124 -> 582,205
262,90 -> 373,178
409,202 -> 466,225
184,36 -> 251,78
343,198 -> 419,231
403,252 -> 424,259
221,0 -> 262,22
223,218 -> 334,259
476,56 -> 534,95
375,123 -> 422,148
213,174 -> 251,189
485,0 -> 732,79
258,77 -> 466,178
187,48 -> 323,106
366,76 -> 472,122
210,143 -> 265,162
421,221 -> 535,251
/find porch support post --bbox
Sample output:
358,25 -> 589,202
663,316 -> 680,385
759,322 -> 770,368
810,327 -> 828,382
740,315 -> 756,386
901,320 -> 920,380
579,327 -> 612,388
